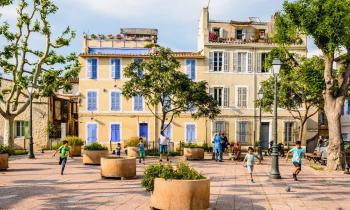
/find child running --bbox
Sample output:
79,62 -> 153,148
116,143 -> 121,157
137,138 -> 145,164
52,140 -> 72,175
243,147 -> 255,183
286,140 -> 305,181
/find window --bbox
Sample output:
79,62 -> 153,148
163,124 -> 172,139
259,29 -> 266,39
257,53 -> 269,73
342,133 -> 348,141
209,51 -> 229,72
284,122 -> 294,144
213,87 -> 222,106
186,59 -> 196,80
134,95 -> 143,111
134,58 -> 143,77
164,95 -> 172,112
238,52 -> 247,72
111,58 -> 121,80
110,91 -> 121,111
185,124 -> 196,143
87,124 -> 97,143
213,28 -> 220,37
237,87 -> 248,108
342,99 -> 350,115
210,87 -> 229,107
15,121 -> 28,138
236,29 -> 243,40
87,91 -> 97,112
213,52 -> 223,72
87,58 -> 97,79
213,121 -> 228,134
237,121 -> 249,143
110,124 -> 121,142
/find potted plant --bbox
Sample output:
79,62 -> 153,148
142,162 -> 210,210
107,34 -> 113,39
101,156 -> 136,179
0,145 -> 14,170
83,143 -> 109,165
90,34 -> 97,39
66,136 -> 84,156
125,137 -> 143,157
183,143 -> 205,160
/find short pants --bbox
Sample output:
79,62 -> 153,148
293,161 -> 301,169
160,145 -> 168,154
247,165 -> 254,174
139,151 -> 145,158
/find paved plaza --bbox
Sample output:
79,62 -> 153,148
1,153 -> 350,210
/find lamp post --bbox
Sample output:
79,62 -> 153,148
270,58 -> 281,179
28,83 -> 35,159
258,88 -> 264,161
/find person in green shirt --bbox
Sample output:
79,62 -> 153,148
53,140 -> 72,175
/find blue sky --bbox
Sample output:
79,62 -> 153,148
0,0 -> 320,58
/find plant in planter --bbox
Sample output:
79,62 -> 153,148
125,137 -> 146,157
183,143 -> 205,160
83,143 -> 109,165
107,34 -> 113,39
66,136 -> 84,157
90,34 -> 97,39
142,162 -> 209,210
0,145 -> 14,170
101,156 -> 136,179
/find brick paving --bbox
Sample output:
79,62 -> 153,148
0,152 -> 350,210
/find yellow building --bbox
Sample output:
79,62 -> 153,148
78,28 -> 210,147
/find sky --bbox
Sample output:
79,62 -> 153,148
0,0 -> 320,63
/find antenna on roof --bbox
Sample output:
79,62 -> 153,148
207,0 -> 211,8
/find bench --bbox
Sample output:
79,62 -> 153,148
305,152 -> 326,165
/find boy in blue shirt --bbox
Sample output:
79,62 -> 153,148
286,141 -> 305,181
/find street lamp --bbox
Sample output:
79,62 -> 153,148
27,83 -> 35,159
258,88 -> 264,161
270,58 -> 281,179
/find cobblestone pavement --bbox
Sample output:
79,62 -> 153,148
0,152 -> 350,210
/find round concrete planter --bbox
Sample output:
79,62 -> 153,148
150,178 -> 210,210
127,147 -> 139,157
0,153 -> 9,170
71,145 -> 82,157
83,150 -> 109,165
184,148 -> 205,160
101,157 -> 136,179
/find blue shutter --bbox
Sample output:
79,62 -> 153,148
111,59 -> 121,80
186,124 -> 195,142
87,124 -> 97,143
88,58 -> 97,79
164,124 -> 171,138
111,92 -> 120,111
186,60 -> 196,80
134,95 -> 143,111
139,95 -> 143,111
135,58 -> 143,77
186,125 -> 191,142
111,124 -> 120,142
87,92 -> 97,111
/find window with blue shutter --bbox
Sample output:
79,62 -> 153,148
134,95 -> 143,111
87,58 -> 98,79
110,91 -> 120,111
111,59 -> 121,80
164,124 -> 171,139
164,95 -> 171,112
110,124 -> 121,142
186,124 -> 195,143
87,124 -> 97,143
186,60 -> 196,80
134,58 -> 143,77
87,91 -> 97,111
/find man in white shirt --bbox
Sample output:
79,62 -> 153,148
159,134 -> 169,162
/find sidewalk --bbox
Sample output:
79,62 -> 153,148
0,153 -> 349,210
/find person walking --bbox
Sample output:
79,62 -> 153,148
243,147 -> 255,183
220,133 -> 228,160
137,138 -> 145,164
213,132 -> 222,162
116,143 -> 121,157
52,140 -> 72,175
159,134 -> 169,162
286,141 -> 305,181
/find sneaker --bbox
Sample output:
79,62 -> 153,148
251,179 -> 254,183
293,173 -> 298,181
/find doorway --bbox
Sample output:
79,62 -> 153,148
139,123 -> 148,141
261,122 -> 270,149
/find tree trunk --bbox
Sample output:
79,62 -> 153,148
3,117 -> 15,147
298,119 -> 305,143
324,96 -> 345,170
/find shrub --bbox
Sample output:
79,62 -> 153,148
141,162 -> 205,192
66,136 -> 84,146
202,142 -> 213,152
0,145 -> 15,155
145,150 -> 181,157
183,143 -> 203,148
125,136 -> 147,147
84,143 -> 108,151
14,150 -> 28,155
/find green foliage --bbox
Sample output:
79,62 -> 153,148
13,149 -> 27,155
124,136 -> 145,147
122,46 -> 220,135
84,143 -> 108,151
47,122 -> 57,138
65,136 -> 84,146
141,162 -> 205,192
0,0 -> 80,146
0,145 -> 14,155
202,142 -> 213,152
183,143 -> 203,148
145,150 -> 181,156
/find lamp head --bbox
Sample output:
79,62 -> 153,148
258,88 -> 264,100
27,83 -> 35,94
272,58 -> 282,75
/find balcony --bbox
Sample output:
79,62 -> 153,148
209,32 -> 272,44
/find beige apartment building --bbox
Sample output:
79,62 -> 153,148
197,7 -> 318,148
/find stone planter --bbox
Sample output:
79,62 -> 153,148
127,147 -> 139,157
0,153 -> 9,170
83,150 -> 109,165
71,145 -> 82,157
150,178 -> 210,210
184,148 -> 204,160
101,157 -> 136,179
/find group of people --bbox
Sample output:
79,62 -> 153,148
212,132 -> 229,162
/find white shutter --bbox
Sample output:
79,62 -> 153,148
209,88 -> 214,98
87,59 -> 92,79
219,28 -> 224,38
223,88 -> 229,107
224,52 -> 229,72
209,52 -> 214,72
257,53 -> 262,73
248,52 -> 253,73
111,59 -> 116,79
233,52 -> 238,72
237,88 -> 241,107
